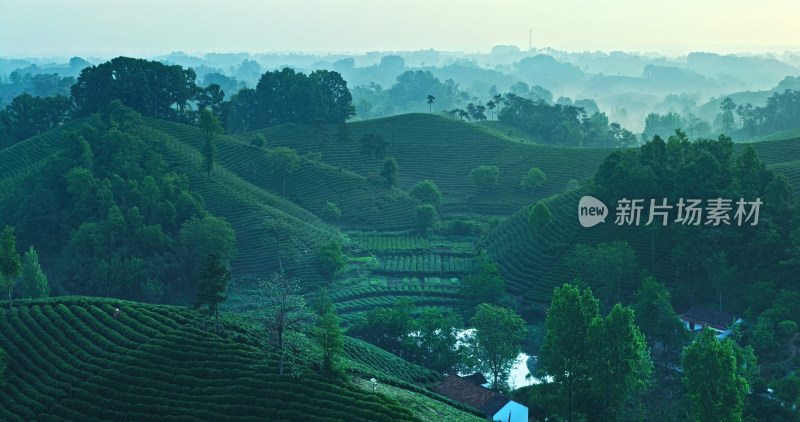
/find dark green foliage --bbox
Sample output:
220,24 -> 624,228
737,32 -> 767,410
316,239 -> 345,279
250,133 -> 267,148
20,246 -> 49,299
633,277 -> 688,364
195,254 -> 230,335
0,226 -> 21,309
317,311 -> 343,376
380,157 -> 399,188
413,204 -> 438,234
459,250 -> 505,310
564,241 -> 636,311
408,180 -> 442,206
1,104 -> 221,303
222,68 -> 354,133
71,57 -> 198,123
321,201 -> 341,220
199,109 -> 223,180
469,165 -> 499,190
360,133 -> 388,159
528,201 -> 552,230
0,94 -> 72,146
540,284 -> 652,422
682,328 -> 748,422
521,167 -> 546,196
0,346 -> 6,385
499,93 -> 635,147
467,303 -> 527,391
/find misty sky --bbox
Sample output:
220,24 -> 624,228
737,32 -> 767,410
1,0 -> 799,58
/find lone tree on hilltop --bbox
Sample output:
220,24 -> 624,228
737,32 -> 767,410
427,94 -> 435,113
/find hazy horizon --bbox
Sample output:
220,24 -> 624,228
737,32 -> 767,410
2,0 -> 799,59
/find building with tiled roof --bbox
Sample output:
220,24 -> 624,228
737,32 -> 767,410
680,304 -> 743,339
434,374 -> 528,422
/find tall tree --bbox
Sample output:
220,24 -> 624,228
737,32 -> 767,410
540,284 -> 599,422
254,272 -> 314,375
317,310 -> 343,376
20,245 -> 49,299
0,226 -> 22,309
195,253 -> 231,335
682,328 -> 748,422
720,97 -> 737,133
316,239 -> 345,280
199,109 -> 223,180
427,94 -> 435,113
585,303 -> 653,420
467,303 -> 527,391
266,147 -> 301,196
633,277 -> 688,366
380,157 -> 400,188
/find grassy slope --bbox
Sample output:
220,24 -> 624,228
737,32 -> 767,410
240,113 -> 612,218
0,296 -> 478,422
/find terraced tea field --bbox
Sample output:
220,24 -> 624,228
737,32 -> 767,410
0,297 -> 434,421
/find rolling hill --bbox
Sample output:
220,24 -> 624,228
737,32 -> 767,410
0,296 -> 487,421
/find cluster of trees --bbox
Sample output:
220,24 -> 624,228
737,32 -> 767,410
0,103 -> 235,303
222,68 -> 354,133
720,89 -> 800,136
0,94 -> 73,147
642,111 -> 712,142
498,93 -> 637,147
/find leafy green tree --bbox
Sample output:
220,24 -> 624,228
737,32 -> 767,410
20,245 -> 49,299
380,157 -> 399,188
267,147 -> 301,196
195,253 -> 231,335
413,204 -> 438,234
408,180 -> 442,206
250,133 -> 267,148
0,226 -> 22,309
540,284 -> 599,422
565,241 -> 636,311
467,304 -> 527,391
316,239 -> 345,280
521,167 -> 546,196
585,303 -> 653,420
199,109 -> 222,180
415,308 -> 463,375
460,250 -> 505,309
427,94 -> 435,113
469,165 -> 500,190
720,97 -> 737,133
682,328 -> 748,422
254,272 -> 314,375
528,202 -> 552,230
317,310 -> 343,376
633,277 -> 688,365
360,133 -> 388,159
321,201 -> 341,220
348,298 -> 416,357
179,215 -> 237,275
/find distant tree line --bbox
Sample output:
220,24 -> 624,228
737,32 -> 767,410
720,89 -> 800,136
0,56 -> 355,148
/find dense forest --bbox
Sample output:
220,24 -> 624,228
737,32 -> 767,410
0,50 -> 799,421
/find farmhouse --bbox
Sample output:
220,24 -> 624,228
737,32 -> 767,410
680,304 -> 742,339
434,374 -> 528,422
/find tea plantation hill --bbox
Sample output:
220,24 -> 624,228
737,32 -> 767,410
485,134 -> 800,314
0,296 -> 487,422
